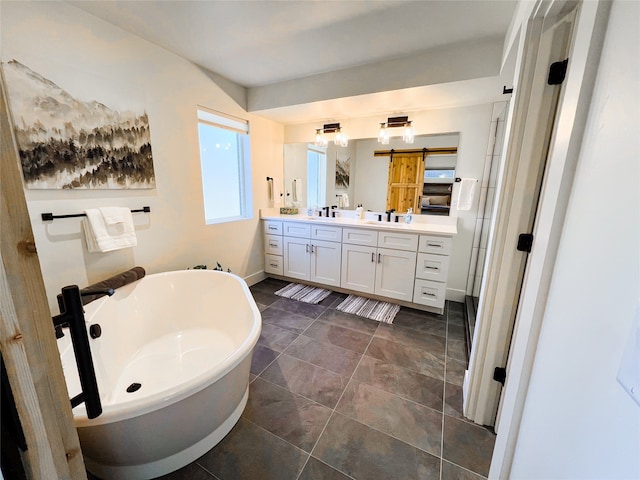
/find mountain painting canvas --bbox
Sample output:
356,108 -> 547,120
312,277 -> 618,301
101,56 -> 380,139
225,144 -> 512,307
335,153 -> 350,190
3,60 -> 155,189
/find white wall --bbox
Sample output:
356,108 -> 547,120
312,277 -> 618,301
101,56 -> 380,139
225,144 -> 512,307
510,1 -> 640,477
1,2 -> 284,313
286,104 -> 493,301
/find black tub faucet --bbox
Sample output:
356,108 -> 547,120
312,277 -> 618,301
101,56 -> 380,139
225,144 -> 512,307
52,285 -> 102,419
81,288 -> 115,298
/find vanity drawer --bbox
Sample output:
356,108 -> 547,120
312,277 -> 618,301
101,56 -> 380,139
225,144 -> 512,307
311,225 -> 342,242
413,279 -> 446,309
264,254 -> 283,275
342,227 -> 378,247
264,220 -> 283,235
377,231 -> 418,251
415,253 -> 450,282
264,234 -> 283,255
283,222 -> 311,238
418,235 -> 452,255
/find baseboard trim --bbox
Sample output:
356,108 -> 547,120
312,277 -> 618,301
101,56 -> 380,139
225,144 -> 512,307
244,270 -> 267,287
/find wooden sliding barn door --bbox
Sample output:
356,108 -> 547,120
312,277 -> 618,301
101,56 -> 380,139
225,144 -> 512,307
385,152 -> 425,213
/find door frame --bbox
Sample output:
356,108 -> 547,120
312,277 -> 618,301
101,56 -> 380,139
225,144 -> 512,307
1,65 -> 87,477
460,0 -> 611,477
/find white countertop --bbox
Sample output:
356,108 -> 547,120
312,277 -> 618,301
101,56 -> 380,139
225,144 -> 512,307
261,210 -> 457,237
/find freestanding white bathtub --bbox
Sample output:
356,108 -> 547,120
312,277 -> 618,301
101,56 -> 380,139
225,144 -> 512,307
57,270 -> 261,480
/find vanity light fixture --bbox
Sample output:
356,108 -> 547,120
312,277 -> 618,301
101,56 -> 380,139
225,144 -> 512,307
377,116 -> 414,144
314,123 -> 348,147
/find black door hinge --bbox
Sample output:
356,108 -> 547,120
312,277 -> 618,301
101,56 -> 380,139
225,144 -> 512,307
548,58 -> 569,85
493,367 -> 507,385
517,233 -> 534,253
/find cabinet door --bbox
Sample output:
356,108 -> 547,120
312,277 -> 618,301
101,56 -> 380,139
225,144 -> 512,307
375,248 -> 417,302
310,240 -> 342,287
283,237 -> 311,281
341,244 -> 376,294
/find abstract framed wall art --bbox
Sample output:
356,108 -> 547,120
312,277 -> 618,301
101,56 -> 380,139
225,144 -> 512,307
335,153 -> 350,190
3,60 -> 155,189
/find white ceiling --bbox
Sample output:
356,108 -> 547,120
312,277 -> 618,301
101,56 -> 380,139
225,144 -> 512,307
70,0 -> 518,124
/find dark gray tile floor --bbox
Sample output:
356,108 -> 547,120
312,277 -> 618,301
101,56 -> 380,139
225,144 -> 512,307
88,277 -> 495,480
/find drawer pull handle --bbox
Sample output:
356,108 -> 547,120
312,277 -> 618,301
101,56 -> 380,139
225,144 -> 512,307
426,266 -> 439,270
310,245 -> 315,253
427,243 -> 441,247
306,244 -> 309,253
371,252 -> 375,263
423,291 -> 437,297
270,263 -> 278,268
269,226 -> 278,230
378,253 -> 382,263
269,243 -> 277,247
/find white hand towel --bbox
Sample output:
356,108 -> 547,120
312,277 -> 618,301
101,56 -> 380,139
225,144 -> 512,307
292,178 -> 302,203
83,207 -> 137,252
273,178 -> 283,206
267,178 -> 274,206
455,178 -> 477,211
99,206 -> 128,225
341,193 -> 350,208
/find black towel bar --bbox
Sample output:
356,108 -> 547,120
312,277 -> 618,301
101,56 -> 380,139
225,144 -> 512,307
42,206 -> 151,222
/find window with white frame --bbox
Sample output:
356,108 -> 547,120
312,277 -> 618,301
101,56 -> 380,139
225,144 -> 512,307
197,108 -> 252,224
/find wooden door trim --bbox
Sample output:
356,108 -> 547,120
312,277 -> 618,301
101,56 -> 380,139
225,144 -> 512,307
0,64 -> 86,478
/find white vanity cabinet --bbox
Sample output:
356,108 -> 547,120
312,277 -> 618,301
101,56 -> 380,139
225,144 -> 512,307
263,217 -> 454,314
282,222 -> 342,287
341,228 -> 417,302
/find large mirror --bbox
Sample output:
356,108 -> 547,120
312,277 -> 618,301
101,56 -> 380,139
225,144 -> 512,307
283,133 -> 459,215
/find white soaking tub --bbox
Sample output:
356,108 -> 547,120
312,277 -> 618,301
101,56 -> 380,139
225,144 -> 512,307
57,270 -> 261,480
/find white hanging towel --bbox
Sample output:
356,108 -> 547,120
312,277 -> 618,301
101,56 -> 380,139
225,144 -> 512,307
340,193 -> 350,208
272,178 -> 283,206
455,178 -> 477,211
292,178 -> 302,203
267,178 -> 274,206
83,207 -> 137,253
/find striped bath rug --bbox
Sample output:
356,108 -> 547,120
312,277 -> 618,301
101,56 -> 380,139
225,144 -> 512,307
336,295 -> 400,324
274,283 -> 332,304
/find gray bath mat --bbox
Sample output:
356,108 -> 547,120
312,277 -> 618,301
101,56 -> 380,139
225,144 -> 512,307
336,295 -> 400,324
275,283 -> 332,304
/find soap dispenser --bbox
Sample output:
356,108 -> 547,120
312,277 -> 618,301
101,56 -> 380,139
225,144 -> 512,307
355,204 -> 364,219
404,208 -> 413,225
